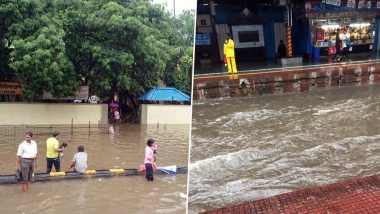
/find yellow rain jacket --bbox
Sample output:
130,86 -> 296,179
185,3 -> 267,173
223,39 -> 235,58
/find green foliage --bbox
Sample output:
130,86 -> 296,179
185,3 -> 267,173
10,23 -> 78,100
163,10 -> 195,94
0,0 -> 194,101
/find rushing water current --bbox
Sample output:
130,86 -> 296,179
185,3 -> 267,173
0,124 -> 189,214
189,85 -> 380,213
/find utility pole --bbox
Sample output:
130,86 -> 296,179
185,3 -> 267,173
173,0 -> 175,16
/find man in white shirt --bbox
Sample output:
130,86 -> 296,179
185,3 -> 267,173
68,145 -> 87,173
16,132 -> 38,192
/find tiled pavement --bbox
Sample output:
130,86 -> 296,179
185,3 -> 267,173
202,174 -> 380,214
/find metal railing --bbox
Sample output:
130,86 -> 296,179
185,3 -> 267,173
0,124 -> 108,139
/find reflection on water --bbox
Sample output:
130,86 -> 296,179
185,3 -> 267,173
189,85 -> 380,213
0,124 -> 189,213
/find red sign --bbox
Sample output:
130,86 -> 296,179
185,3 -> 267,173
316,28 -> 325,41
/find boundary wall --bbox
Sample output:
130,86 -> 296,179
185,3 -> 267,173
140,104 -> 191,124
0,103 -> 108,125
194,61 -> 380,100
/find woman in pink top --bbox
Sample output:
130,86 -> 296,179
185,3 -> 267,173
144,139 -> 155,181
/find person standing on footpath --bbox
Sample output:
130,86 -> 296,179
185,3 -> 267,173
46,132 -> 65,173
340,29 -> 351,61
277,40 -> 287,58
16,132 -> 38,192
332,31 -> 342,62
223,33 -> 237,74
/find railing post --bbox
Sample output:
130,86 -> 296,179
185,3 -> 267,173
71,118 -> 73,135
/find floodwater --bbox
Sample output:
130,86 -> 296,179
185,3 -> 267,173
189,85 -> 380,213
0,124 -> 189,214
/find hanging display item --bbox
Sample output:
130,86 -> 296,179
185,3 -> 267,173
358,0 -> 365,9
346,0 -> 356,8
325,0 -> 341,6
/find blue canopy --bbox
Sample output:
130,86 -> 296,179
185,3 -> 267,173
138,87 -> 190,102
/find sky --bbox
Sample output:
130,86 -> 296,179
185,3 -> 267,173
152,0 -> 196,15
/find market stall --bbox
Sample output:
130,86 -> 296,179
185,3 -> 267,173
312,15 -> 375,56
305,0 -> 378,58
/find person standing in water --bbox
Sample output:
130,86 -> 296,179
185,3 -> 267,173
223,33 -> 237,74
46,132 -> 65,173
16,132 -> 38,192
144,139 -> 155,181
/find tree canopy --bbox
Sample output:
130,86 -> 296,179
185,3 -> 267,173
0,0 -> 194,101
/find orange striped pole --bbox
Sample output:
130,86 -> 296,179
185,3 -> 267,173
287,25 -> 292,57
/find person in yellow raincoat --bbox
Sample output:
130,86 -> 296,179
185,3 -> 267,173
223,33 -> 237,74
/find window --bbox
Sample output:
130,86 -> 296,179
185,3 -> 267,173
238,31 -> 260,43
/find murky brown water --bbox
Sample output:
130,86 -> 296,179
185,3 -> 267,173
189,85 -> 380,213
0,124 -> 189,213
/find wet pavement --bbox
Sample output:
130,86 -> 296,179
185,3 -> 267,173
195,53 -> 377,76
203,173 -> 380,214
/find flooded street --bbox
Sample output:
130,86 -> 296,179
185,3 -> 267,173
189,85 -> 380,213
0,124 -> 189,213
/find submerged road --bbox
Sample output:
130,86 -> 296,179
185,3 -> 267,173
189,84 -> 380,213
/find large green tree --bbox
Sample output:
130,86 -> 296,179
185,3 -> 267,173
0,0 -> 194,101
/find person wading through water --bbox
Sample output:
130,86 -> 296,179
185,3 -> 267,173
16,132 -> 38,192
46,132 -> 65,173
144,139 -> 155,181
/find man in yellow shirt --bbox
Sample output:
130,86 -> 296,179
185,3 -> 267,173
223,33 -> 237,74
46,132 -> 64,173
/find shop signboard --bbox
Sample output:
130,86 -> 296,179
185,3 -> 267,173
312,0 -> 376,12
0,82 -> 22,95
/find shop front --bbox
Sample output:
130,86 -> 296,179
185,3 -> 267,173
305,1 -> 379,58
309,12 -> 376,57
